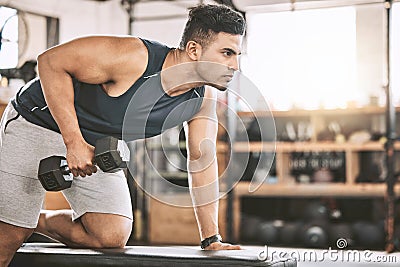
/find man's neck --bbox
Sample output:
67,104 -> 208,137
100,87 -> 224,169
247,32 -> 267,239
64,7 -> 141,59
161,49 -> 204,97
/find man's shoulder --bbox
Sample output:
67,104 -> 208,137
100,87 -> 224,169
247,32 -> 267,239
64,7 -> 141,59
137,38 -> 172,55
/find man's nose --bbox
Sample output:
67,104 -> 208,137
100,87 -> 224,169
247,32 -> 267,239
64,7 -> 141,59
229,56 -> 239,71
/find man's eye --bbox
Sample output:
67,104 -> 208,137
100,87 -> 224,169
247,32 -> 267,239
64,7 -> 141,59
224,51 -> 232,56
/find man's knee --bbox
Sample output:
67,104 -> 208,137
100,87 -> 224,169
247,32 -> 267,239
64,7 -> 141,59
92,226 -> 131,248
95,235 -> 127,248
80,213 -> 132,248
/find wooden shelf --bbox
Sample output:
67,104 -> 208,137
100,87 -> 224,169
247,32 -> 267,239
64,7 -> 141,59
234,182 -> 400,197
233,141 -> 400,153
238,106 -> 400,118
146,141 -> 229,152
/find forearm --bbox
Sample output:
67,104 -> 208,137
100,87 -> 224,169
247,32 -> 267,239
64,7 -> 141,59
188,156 -> 219,240
37,54 -> 84,146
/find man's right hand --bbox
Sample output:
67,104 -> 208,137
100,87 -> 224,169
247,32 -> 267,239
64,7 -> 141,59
65,139 -> 97,177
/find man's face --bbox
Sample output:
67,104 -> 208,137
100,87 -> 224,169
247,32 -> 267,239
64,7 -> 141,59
196,32 -> 242,90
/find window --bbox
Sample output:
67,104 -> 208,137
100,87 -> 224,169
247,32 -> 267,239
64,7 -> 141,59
0,6 -> 18,68
242,7 -> 357,110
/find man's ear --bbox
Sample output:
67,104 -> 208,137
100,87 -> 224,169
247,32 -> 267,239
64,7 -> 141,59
186,41 -> 202,61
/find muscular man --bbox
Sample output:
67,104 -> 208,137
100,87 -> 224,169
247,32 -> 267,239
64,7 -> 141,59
0,4 -> 244,266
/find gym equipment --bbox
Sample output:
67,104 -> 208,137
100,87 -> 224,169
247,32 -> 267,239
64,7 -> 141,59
240,215 -> 262,242
301,222 -> 329,248
280,221 -> 302,246
303,201 -> 329,222
312,168 -> 334,183
352,221 -> 385,249
246,117 -> 276,142
257,220 -> 282,245
328,223 -> 354,248
38,136 -> 127,191
300,200 -> 331,248
9,243 -> 297,267
0,60 -> 37,83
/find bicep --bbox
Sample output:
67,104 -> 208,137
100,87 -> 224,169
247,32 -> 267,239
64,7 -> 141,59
37,36 -> 147,84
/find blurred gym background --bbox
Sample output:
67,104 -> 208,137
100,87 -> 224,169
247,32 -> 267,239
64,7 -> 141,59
1,0 -> 400,255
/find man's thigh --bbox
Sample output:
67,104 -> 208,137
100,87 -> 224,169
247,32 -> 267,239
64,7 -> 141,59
0,103 -> 65,228
62,169 -> 133,222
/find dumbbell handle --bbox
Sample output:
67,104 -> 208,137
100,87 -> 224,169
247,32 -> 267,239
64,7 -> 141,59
38,136 -> 127,191
60,156 -> 127,174
60,159 -> 71,175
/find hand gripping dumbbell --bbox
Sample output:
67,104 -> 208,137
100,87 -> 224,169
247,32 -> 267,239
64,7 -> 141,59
38,136 -> 127,191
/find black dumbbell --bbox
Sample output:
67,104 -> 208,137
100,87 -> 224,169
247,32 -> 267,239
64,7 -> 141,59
329,223 -> 354,248
301,221 -> 329,248
38,136 -> 127,191
303,201 -> 329,222
257,220 -> 283,246
240,214 -> 262,242
280,221 -> 302,246
352,221 -> 385,249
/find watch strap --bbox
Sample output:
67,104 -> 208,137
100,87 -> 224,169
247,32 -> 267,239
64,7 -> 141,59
200,234 -> 222,249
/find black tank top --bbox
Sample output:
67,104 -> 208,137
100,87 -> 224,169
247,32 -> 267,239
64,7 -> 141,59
11,39 -> 205,145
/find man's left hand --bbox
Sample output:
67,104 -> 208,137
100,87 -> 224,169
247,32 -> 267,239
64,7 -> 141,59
204,242 -> 241,250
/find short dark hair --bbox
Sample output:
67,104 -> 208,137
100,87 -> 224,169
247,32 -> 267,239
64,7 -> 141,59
179,4 -> 246,50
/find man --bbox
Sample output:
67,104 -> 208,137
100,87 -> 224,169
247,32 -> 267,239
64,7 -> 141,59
0,4 -> 244,266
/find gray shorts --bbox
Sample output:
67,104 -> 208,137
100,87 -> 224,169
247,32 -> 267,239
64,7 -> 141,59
0,103 -> 133,229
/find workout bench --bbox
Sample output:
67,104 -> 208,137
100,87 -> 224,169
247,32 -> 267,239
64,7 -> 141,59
10,243 -> 297,267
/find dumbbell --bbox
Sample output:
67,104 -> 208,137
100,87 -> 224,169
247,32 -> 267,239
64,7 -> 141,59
329,223 -> 354,248
303,201 -> 329,221
38,136 -> 127,191
352,221 -> 385,249
301,221 -> 329,248
257,220 -> 283,246
280,221 -> 302,246
240,214 -> 262,242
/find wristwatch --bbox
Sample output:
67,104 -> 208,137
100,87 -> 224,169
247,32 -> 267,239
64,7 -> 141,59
200,234 -> 222,249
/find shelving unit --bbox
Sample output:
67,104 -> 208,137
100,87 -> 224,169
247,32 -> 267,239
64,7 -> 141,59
229,107 -> 400,242
235,182 -> 400,197
141,105 -> 400,245
234,141 -> 400,184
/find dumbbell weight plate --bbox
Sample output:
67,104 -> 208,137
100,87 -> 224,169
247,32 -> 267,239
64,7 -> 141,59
301,222 -> 329,248
328,223 -> 354,248
280,221 -> 302,246
38,156 -> 73,191
257,220 -> 282,245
